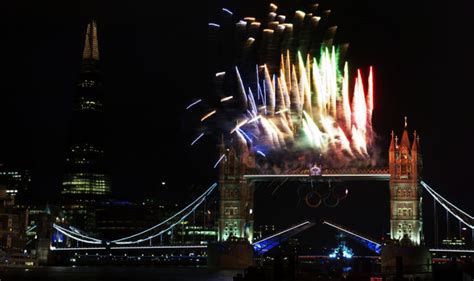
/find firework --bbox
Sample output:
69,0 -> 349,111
193,3 -> 377,169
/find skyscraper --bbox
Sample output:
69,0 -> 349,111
62,20 -> 111,198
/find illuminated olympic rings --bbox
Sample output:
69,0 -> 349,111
305,190 -> 322,208
301,181 -> 349,208
323,193 -> 340,208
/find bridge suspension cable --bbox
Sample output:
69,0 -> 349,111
114,196 -> 208,245
420,181 -> 473,229
111,182 -> 218,244
52,224 -> 102,244
51,182 -> 218,247
421,181 -> 473,220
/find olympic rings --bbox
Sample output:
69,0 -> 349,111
298,180 -> 349,209
323,193 -> 340,208
305,190 -> 322,208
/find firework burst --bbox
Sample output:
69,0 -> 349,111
190,3 -> 378,170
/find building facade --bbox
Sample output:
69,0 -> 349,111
388,119 -> 423,245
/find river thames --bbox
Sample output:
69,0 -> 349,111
0,266 -> 239,281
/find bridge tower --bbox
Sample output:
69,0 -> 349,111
382,118 -> 431,280
217,138 -> 254,243
389,118 -> 423,245
208,139 -> 254,269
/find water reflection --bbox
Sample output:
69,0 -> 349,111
0,266 -> 239,281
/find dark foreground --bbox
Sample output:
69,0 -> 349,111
0,266 -> 239,281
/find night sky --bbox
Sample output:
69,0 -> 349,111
2,0 -> 473,243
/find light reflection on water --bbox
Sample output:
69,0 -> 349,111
0,266 -> 239,281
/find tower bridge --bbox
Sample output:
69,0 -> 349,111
42,121 -> 474,272
12,10 -> 468,276
216,120 -> 423,247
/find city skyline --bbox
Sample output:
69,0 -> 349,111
0,1 -> 473,279
0,0 -> 471,216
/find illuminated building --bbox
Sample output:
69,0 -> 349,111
0,185 -> 27,255
388,119 -> 423,245
174,208 -> 217,244
0,165 -> 32,204
174,223 -> 217,245
60,20 -> 110,232
61,19 -> 110,198
441,237 -> 466,248
95,199 -> 174,239
94,199 -> 217,244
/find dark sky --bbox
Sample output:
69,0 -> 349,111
2,0 -> 473,243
